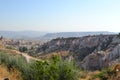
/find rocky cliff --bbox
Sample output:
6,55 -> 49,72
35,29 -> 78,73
36,34 -> 120,70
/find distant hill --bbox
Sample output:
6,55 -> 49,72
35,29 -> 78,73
0,31 -> 117,40
41,31 -> 116,40
0,31 -> 47,39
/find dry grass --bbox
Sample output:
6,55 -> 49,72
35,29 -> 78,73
79,70 -> 101,80
38,51 -> 70,59
0,64 -> 22,80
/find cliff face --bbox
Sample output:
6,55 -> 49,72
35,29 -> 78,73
81,44 -> 120,71
81,35 -> 120,70
106,45 -> 120,65
36,34 -> 120,70
81,51 -> 106,71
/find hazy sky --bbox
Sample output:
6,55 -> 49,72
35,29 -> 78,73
0,0 -> 120,32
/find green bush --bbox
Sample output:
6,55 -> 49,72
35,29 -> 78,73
94,68 -> 112,80
6,46 -> 16,50
32,56 -> 80,80
0,52 -> 34,80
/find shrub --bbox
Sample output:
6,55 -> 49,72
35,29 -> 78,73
93,68 -> 113,80
32,56 -> 80,80
6,46 -> 16,50
0,52 -> 34,80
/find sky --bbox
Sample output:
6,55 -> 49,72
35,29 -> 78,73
0,0 -> 120,32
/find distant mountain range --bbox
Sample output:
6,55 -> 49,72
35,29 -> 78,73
0,31 -> 47,39
0,31 -> 117,40
40,31 -> 117,40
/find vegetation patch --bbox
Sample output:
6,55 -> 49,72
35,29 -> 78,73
0,51 -> 80,80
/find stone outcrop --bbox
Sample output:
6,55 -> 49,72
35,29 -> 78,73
81,44 -> 120,70
81,51 -> 107,71
106,44 -> 120,66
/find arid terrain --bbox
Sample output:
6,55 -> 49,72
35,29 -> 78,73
1,33 -> 120,80
1,0 -> 119,80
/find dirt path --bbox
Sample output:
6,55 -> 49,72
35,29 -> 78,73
12,50 -> 40,62
0,48 -> 40,63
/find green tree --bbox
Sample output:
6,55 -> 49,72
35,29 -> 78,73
19,46 -> 28,52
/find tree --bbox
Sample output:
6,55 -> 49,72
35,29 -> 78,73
19,46 -> 28,52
